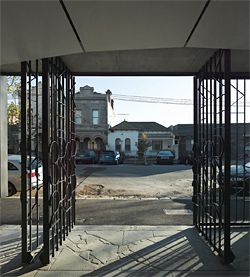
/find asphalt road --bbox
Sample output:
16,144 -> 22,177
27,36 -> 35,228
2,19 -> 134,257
0,197 -> 193,225
1,164 -> 194,225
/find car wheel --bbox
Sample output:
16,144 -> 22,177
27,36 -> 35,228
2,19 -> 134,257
8,182 -> 17,196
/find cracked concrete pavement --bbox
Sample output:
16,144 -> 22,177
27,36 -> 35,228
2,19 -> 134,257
1,225 -> 249,276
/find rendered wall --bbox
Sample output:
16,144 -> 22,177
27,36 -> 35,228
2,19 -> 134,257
0,76 -> 8,197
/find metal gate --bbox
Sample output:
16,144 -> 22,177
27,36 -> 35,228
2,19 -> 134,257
21,57 -> 76,265
193,49 -> 249,264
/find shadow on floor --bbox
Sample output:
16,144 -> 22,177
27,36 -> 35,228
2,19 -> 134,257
0,226 -> 249,276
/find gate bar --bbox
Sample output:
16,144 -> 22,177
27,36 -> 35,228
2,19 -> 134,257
223,49 -> 235,264
41,58 -> 50,265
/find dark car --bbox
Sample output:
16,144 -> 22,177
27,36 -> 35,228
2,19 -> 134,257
217,162 -> 250,195
75,150 -> 98,164
156,150 -> 175,165
99,151 -> 121,165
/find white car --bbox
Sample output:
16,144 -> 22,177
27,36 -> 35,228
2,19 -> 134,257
8,155 -> 43,196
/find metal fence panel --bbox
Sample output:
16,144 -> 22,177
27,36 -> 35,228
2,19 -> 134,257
21,58 -> 76,265
193,49 -> 249,264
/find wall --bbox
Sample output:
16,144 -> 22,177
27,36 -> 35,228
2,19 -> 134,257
108,130 -> 138,156
75,86 -> 110,146
0,76 -> 8,197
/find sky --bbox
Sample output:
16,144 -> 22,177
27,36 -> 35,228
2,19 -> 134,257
75,76 -> 194,128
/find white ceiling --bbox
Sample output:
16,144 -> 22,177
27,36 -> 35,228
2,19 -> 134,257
0,0 -> 82,65
0,0 -> 249,74
187,1 -> 250,50
64,1 -> 205,51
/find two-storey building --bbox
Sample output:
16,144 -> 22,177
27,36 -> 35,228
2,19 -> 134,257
75,85 -> 115,152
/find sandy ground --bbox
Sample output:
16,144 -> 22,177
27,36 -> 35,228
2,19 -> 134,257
76,164 -> 193,199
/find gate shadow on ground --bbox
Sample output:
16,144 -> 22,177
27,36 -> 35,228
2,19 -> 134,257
0,230 -> 44,276
78,228 -> 249,276
1,227 -> 248,276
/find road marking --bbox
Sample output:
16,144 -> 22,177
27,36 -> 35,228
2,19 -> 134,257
163,209 -> 193,215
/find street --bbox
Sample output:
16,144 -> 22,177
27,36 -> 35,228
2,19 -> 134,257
1,164 -> 194,225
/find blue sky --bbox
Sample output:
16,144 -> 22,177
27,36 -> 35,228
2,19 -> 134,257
75,76 -> 193,127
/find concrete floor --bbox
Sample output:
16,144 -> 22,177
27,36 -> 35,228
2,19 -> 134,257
1,225 -> 249,276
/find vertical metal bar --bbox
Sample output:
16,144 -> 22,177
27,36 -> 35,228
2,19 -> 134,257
198,76 -> 202,232
202,72 -> 205,234
41,58 -> 50,265
223,49 -> 234,264
28,61 -> 32,253
71,75 -> 76,226
193,76 -> 198,226
218,51 -> 223,255
21,61 -> 28,264
235,79 -> 239,222
35,60 -> 39,246
213,55 -> 217,250
51,58 -> 55,258
209,59 -> 213,244
242,79 -> 246,221
205,64 -> 209,240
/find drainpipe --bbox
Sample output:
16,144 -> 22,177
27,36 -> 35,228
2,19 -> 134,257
0,76 -> 8,197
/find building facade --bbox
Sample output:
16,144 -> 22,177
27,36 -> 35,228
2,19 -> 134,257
172,123 -> 250,163
75,86 -> 115,152
108,121 -> 175,157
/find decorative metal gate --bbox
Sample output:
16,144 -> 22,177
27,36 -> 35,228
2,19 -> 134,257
21,57 -> 76,265
193,49 -> 249,264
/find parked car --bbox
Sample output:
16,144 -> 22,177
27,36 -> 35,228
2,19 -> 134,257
217,161 -> 250,195
156,150 -> 175,165
230,161 -> 250,180
75,150 -> 98,164
99,151 -> 121,165
8,155 -> 43,196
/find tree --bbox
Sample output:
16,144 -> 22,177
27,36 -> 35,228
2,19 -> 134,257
8,102 -> 20,125
7,76 -> 21,105
136,132 -> 151,160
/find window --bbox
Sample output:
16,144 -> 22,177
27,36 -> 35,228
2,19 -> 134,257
8,162 -> 18,170
92,110 -> 99,125
75,110 -> 82,124
115,138 -> 121,152
152,140 -> 162,151
125,138 -> 131,152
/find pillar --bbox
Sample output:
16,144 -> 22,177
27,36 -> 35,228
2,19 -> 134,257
0,76 -> 8,197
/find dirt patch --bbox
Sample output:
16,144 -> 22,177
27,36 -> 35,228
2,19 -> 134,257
79,184 -> 104,196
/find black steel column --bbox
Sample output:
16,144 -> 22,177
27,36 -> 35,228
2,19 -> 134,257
41,58 -> 50,265
193,76 -> 198,226
223,49 -> 235,264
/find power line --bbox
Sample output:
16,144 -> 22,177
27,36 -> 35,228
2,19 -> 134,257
113,94 -> 193,105
112,94 -> 250,107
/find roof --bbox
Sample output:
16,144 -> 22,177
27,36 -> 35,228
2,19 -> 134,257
172,123 -> 250,137
172,124 -> 194,137
111,121 -> 169,132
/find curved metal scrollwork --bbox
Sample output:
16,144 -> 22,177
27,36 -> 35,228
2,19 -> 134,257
192,49 -> 248,264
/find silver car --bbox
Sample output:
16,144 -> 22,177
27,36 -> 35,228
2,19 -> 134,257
8,155 -> 43,196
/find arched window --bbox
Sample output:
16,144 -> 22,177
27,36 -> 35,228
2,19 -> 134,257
125,138 -> 131,152
115,138 -> 121,152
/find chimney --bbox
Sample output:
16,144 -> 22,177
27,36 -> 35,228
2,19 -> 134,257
106,89 -> 112,102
